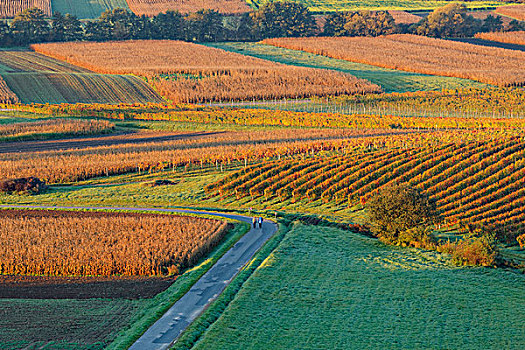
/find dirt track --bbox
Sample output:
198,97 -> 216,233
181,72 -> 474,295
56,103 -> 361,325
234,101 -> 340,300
0,131 -> 222,154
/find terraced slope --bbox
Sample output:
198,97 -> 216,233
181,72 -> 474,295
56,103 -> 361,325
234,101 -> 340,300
0,50 -> 162,104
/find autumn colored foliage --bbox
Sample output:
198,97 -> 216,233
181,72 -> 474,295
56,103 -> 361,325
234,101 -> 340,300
0,0 -> 51,18
262,34 -> 525,86
0,210 -> 228,276
31,40 -> 381,102
0,119 -> 114,140
208,136 -> 525,242
494,4 -> 525,21
475,30 -> 525,46
125,0 -> 252,15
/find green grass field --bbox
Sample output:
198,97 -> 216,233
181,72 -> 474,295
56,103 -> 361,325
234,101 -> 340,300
51,0 -> 130,19
189,223 -> 525,349
248,0 -> 509,13
210,42 -> 486,93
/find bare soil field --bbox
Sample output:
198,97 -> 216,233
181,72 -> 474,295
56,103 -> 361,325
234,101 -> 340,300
126,0 -> 251,15
0,274 -> 175,299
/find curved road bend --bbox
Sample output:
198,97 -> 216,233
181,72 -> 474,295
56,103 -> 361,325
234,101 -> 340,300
0,205 -> 278,350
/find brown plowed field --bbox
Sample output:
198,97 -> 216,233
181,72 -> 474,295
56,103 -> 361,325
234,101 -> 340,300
0,274 -> 175,299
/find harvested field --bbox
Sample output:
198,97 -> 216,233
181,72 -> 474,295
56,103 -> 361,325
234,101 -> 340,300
126,0 -> 251,15
0,130 -> 217,153
0,50 -> 90,74
31,40 -> 381,102
470,9 -> 513,27
262,34 -> 525,87
0,119 -> 114,142
0,75 -> 19,104
0,274 -> 175,299
388,10 -> 422,24
0,0 -> 51,18
0,209 -> 228,276
476,31 -> 525,46
494,4 -> 525,21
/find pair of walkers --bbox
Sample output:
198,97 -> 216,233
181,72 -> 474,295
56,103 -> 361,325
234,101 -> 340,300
252,216 -> 263,229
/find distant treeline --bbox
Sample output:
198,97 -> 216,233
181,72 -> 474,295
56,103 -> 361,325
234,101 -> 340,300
1,2 -> 524,46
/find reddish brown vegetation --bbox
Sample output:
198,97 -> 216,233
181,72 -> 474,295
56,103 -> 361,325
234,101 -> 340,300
388,10 -> 422,24
0,210 -> 228,276
475,30 -> 525,46
126,0 -> 252,16
494,4 -> 525,21
263,34 -> 525,86
0,0 -> 51,18
0,177 -> 46,194
31,40 -> 381,102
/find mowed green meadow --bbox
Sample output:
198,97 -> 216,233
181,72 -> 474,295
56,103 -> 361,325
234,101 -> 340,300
51,0 -> 130,19
210,42 -> 487,93
191,223 -> 525,349
249,0 -> 509,12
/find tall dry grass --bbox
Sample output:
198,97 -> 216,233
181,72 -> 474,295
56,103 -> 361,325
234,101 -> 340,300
494,4 -> 525,21
31,40 -> 381,102
0,210 -> 228,276
262,34 -> 525,87
0,0 -> 51,18
475,30 -> 525,46
126,0 -> 251,16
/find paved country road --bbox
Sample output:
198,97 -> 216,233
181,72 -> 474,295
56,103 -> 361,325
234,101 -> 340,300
0,205 -> 278,350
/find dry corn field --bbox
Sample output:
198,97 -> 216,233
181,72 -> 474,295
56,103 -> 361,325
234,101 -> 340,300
388,10 -> 422,24
0,75 -> 19,104
31,40 -> 381,102
0,209 -> 228,276
0,128 -> 420,183
125,0 -> 252,15
494,4 -> 525,21
0,119 -> 114,139
475,31 -> 525,46
0,0 -> 51,18
262,34 -> 525,87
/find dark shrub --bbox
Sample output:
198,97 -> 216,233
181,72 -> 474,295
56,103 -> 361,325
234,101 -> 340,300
0,177 -> 47,195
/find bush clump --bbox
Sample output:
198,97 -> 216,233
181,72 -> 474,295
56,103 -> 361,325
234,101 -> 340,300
367,183 -> 440,248
0,177 -> 47,195
439,226 -> 498,267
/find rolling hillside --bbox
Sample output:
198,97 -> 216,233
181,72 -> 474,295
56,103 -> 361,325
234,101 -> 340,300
0,50 -> 163,104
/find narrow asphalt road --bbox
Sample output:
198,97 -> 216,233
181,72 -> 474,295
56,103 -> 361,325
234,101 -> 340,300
0,205 -> 278,350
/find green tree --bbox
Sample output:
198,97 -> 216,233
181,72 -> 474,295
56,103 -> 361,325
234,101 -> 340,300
11,7 -> 50,44
252,1 -> 317,38
152,10 -> 184,40
479,14 -> 503,33
323,12 -> 347,36
50,12 -> 83,42
0,21 -> 13,46
508,19 -> 525,32
414,3 -> 481,38
185,10 -> 224,42
343,10 -> 397,37
367,183 -> 440,246
97,8 -> 138,41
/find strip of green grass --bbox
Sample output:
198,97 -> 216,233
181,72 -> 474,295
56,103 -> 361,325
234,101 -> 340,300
189,222 -> 525,349
209,42 -> 486,93
51,0 -> 130,20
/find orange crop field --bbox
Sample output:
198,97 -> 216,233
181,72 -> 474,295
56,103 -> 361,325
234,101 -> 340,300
0,209 -> 228,276
126,0 -> 251,15
475,30 -> 525,46
388,10 -> 422,24
0,119 -> 114,140
0,0 -> 51,18
31,40 -> 381,102
494,4 -> 525,21
0,76 -> 19,104
262,34 -> 525,87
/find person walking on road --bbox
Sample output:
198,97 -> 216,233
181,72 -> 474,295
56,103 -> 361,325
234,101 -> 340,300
252,217 -> 257,228
258,217 -> 263,229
